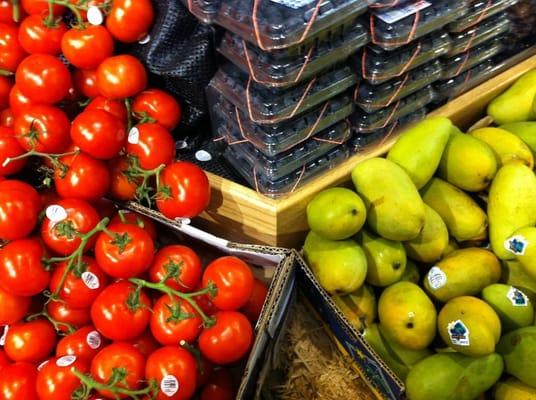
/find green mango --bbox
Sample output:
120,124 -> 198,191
497,326 -> 536,388
331,284 -> 376,332
306,187 -> 366,240
387,116 -> 452,189
303,231 -> 367,295
482,284 -> 534,332
505,226 -> 536,280
377,324 -> 432,367
488,163 -> 536,260
501,259 -> 536,303
400,260 -> 420,284
352,157 -> 425,241
362,324 -> 409,380
406,353 -> 504,400
442,238 -> 459,257
421,178 -> 487,242
494,377 -> 536,400
501,121 -> 536,158
487,69 -> 536,124
470,127 -> 534,168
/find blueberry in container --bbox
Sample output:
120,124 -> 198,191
354,59 -> 442,113
208,62 -> 357,124
211,92 -> 354,157
218,19 -> 369,87
180,0 -> 221,24
351,85 -> 435,133
434,59 -> 497,101
367,0 -> 404,10
215,0 -> 368,51
369,0 -> 469,51
353,31 -> 451,85
447,13 -> 511,56
447,0 -> 519,33
441,36 -> 505,79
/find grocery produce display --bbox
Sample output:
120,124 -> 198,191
302,69 -> 536,399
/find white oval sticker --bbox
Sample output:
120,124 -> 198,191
0,326 -> 8,346
81,271 -> 100,290
87,6 -> 104,25
46,205 -> 68,223
128,127 -> 140,144
56,355 -> 76,367
195,150 -> 212,162
427,266 -> 447,290
160,375 -> 179,397
86,330 -> 102,350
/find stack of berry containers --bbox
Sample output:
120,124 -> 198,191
349,0 -> 470,151
204,0 -> 370,197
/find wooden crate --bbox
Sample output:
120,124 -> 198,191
196,54 -> 536,248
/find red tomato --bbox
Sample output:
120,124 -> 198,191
126,123 -> 176,169
0,349 -> 10,370
90,281 -> 151,340
0,75 -> 11,109
133,89 -> 182,130
198,311 -> 253,365
145,346 -> 197,400
0,24 -> 27,72
202,256 -> 254,311
194,288 -> 217,317
149,245 -> 202,293
49,257 -> 108,309
0,287 -> 30,325
0,108 -> 14,127
36,355 -> 89,400
96,55 -> 147,99
197,357 -> 213,388
0,362 -> 38,400
56,326 -> 106,362
61,25 -> 114,69
86,95 -> 128,122
0,1 -> 18,24
15,54 -> 72,104
0,180 -> 40,240
73,69 -> 99,99
8,85 -> 33,116
0,126 -> 26,176
91,198 -> 117,220
108,156 -> 139,201
4,319 -> 57,363
241,278 -> 269,323
0,238 -> 49,296
47,300 -> 91,333
156,161 -> 211,219
110,211 -> 157,241
71,109 -> 126,160
150,295 -> 202,345
91,343 -> 145,399
14,104 -> 70,153
21,0 -> 66,15
94,223 -> 154,279
200,368 -> 236,400
124,330 -> 159,358
18,15 -> 67,55
106,0 -> 154,43
54,152 -> 111,202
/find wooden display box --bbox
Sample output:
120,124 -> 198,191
196,54 -> 536,248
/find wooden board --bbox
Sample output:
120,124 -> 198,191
196,54 -> 536,248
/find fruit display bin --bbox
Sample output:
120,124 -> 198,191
194,51 -> 536,248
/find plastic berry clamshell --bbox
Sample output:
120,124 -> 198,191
369,0 -> 469,51
447,0 -> 519,33
180,0 -> 221,24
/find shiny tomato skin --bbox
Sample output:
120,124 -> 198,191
4,319 -> 57,363
200,368 -> 236,400
0,24 -> 26,72
126,123 -> 176,169
0,362 -> 38,400
36,355 -> 89,400
71,109 -> 126,159
73,69 -> 99,99
241,278 -> 269,323
47,300 -> 91,333
56,325 -> 106,362
49,256 -> 108,309
145,346 -> 197,400
0,286 -> 31,325
202,256 -> 254,311
90,281 -> 151,341
15,54 -> 72,104
0,108 -> 14,127
198,311 -> 253,365
124,330 -> 159,358
0,1 -> 19,24
156,161 -> 211,219
106,0 -> 154,43
149,245 -> 202,293
0,75 -> 11,109
91,342 -> 145,399
0,349 -> 10,369
110,211 -> 157,241
0,126 -> 26,176
18,15 -> 67,55
8,85 -> 33,116
0,238 -> 49,296
61,25 -> 114,69
108,156 -> 139,201
96,55 -> 147,99
21,0 -> 66,15
0,180 -> 40,240
86,95 -> 128,122
132,89 -> 182,130
150,295 -> 202,345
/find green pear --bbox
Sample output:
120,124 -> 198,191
352,157 -> 425,241
497,326 -> 536,388
387,116 -> 452,189
358,230 -> 407,287
303,231 -> 367,295
331,284 -> 376,332
487,69 -> 536,124
306,187 -> 366,240
505,226 -> 536,280
470,127 -> 534,168
488,163 -> 536,260
400,260 -> 420,284
482,284 -> 534,332
421,178 -> 487,242
404,204 -> 448,263
501,121 -> 536,158
438,131 -> 497,192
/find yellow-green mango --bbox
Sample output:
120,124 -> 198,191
404,204 -> 449,263
377,324 -> 432,367
488,162 -> 536,260
487,69 -> 536,124
424,248 -> 501,302
406,352 -> 503,400
387,116 -> 453,189
497,326 -> 536,388
306,187 -> 366,240
438,296 -> 501,356
442,238 -> 459,257
400,260 -> 420,284
470,127 -> 534,168
501,121 -> 536,158
421,178 -> 487,242
363,324 -> 409,380
358,230 -> 407,287
438,131 -> 497,192
378,281 -> 436,351
501,259 -> 536,303
352,157 -> 425,241
505,226 -> 536,280
482,284 -> 534,332
494,377 -> 536,400
303,231 -> 367,294
331,284 -> 376,332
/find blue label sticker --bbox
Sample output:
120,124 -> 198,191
505,235 -> 528,256
447,320 -> 470,346
508,286 -> 529,307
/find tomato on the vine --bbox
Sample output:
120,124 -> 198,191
0,180 -> 40,240
61,25 -> 114,69
0,286 -> 31,325
0,349 -> 10,370
150,295 -> 202,345
200,368 -> 236,400
0,1 -> 19,24
4,319 -> 57,363
108,156 -> 140,201
18,15 -> 67,55
0,108 -> 14,127
86,96 -> 128,122
125,330 -> 159,358
241,278 -> 269,323
73,69 -> 99,99
0,126 -> 26,176
0,75 -> 11,110
9,84 -> 33,116
126,123 -> 176,170
149,245 -> 202,293
96,55 -> 147,99
0,362 -> 39,400
106,0 -> 154,43
36,355 -> 89,400
196,357 -> 214,388
110,211 -> 157,241
133,89 -> 182,130
21,0 -> 66,16
0,23 -> 26,72
56,325 -> 106,363
47,300 -> 92,333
